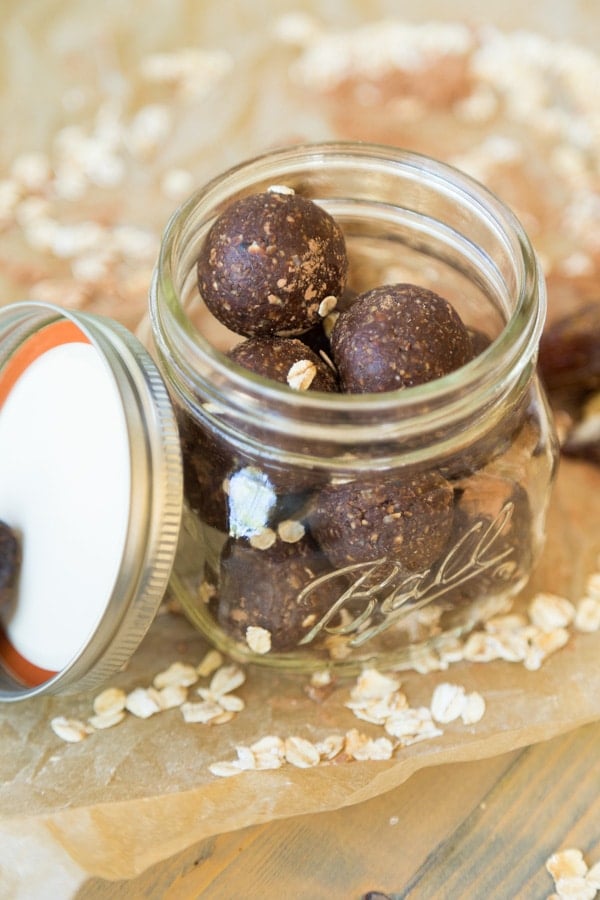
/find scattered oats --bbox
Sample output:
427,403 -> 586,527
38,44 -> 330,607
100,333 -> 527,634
453,84 -> 498,122
52,166 -> 88,201
71,253 -> 111,283
15,196 -> 51,226
306,669 -> 336,703
153,661 -> 198,690
462,631 -> 502,663
156,684 -> 188,710
284,735 -> 321,768
232,745 -> 257,770
51,716 -> 93,743
218,693 -> 245,712
140,48 -> 232,98
524,627 -> 570,670
547,849 -> 589,882
0,179 -> 21,222
322,310 -> 339,338
314,734 -> 345,760
198,581 -> 217,606
287,358 -> 317,390
546,849 -> 600,899
430,682 -> 467,724
554,879 -> 597,899
126,104 -> 171,159
558,251 -> 595,278
290,21 -> 473,90
209,760 -> 245,777
485,613 -> 529,633
110,225 -> 157,261
318,295 -> 338,317
88,710 -> 126,730
585,572 -> 600,598
246,625 -> 272,655
574,595 -> 600,632
347,691 -> 408,726
273,12 -> 321,45
181,699 -> 226,724
249,527 -> 277,550
344,728 -> 394,761
319,348 -> 337,373
207,663 -> 246,697
277,519 -> 306,543
161,168 -> 194,200
529,593 -> 576,632
350,668 -> 402,701
325,633 -> 353,659
251,735 -> 286,767
437,636 -> 466,665
461,691 -> 486,725
125,686 -> 162,719
93,687 -> 127,717
411,648 -> 448,674
267,184 -> 295,195
197,648 -> 224,677
587,861 -> 600,890
11,151 -> 51,191
384,707 -> 442,745
212,709 -> 237,725
310,670 -> 333,688
29,278 -> 91,309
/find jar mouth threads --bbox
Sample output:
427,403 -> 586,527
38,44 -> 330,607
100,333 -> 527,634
151,142 -> 545,460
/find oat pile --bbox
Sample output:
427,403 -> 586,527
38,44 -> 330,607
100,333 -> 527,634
0,43 -> 233,329
279,15 -> 600,315
1,13 -> 599,333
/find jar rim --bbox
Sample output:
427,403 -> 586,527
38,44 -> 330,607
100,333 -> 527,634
152,141 -> 545,431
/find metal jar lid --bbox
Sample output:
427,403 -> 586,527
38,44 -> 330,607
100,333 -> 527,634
0,301 -> 183,701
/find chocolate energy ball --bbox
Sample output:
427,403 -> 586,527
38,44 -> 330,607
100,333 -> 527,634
216,533 -> 334,651
441,472 -> 532,608
539,302 -> 600,398
177,410 -> 235,531
330,283 -> 474,392
228,336 -> 338,392
310,471 -> 454,571
0,521 -> 20,609
197,188 -> 348,337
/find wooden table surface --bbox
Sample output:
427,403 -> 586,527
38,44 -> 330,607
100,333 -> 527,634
77,718 -> 600,899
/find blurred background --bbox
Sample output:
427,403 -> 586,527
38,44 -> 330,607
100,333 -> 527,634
0,0 -> 598,332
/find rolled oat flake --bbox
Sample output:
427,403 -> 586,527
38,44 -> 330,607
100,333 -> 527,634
0,301 -> 183,701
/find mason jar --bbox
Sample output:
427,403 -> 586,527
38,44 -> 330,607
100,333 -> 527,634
149,141 -> 559,674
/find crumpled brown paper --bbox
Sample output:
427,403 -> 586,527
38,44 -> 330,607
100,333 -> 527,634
1,4 -> 599,895
0,458 -> 599,896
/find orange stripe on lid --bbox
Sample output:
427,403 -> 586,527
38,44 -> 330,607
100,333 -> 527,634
0,319 -> 90,409
0,626 -> 58,687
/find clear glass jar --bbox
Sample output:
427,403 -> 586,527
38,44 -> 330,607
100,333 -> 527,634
149,142 -> 558,674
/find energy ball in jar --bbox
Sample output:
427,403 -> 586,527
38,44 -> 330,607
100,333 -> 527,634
197,188 -> 348,337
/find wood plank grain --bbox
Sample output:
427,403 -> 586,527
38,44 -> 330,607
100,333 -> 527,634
402,721 -> 600,899
78,752 -> 518,898
77,720 -> 600,899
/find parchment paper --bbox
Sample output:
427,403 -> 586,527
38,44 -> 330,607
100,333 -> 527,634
0,3 -> 599,896
0,458 -> 599,896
